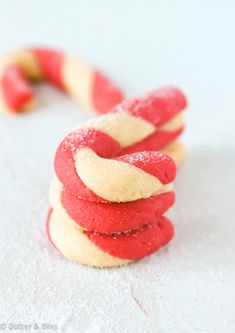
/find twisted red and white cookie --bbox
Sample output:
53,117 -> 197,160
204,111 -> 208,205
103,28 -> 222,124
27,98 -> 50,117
0,47 -> 188,267
0,48 -> 123,114
47,88 -> 187,267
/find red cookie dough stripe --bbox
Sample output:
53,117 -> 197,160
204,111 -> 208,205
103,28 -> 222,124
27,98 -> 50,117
1,65 -> 34,112
113,86 -> 187,127
87,216 -> 174,260
62,187 -> 175,233
92,71 -> 124,114
32,48 -> 65,90
115,151 -> 176,184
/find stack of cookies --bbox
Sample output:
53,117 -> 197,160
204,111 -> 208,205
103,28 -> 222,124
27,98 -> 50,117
47,87 -> 187,267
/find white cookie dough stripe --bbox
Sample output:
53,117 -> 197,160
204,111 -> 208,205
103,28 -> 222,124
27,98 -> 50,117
49,209 -> 131,268
158,112 -> 184,132
162,140 -> 187,165
74,148 -> 164,202
62,55 -> 94,110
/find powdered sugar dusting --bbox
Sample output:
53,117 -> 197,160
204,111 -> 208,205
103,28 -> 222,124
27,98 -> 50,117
62,128 -> 95,152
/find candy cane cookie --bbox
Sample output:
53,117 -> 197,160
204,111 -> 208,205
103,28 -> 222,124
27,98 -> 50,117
47,88 -> 187,267
0,48 -> 124,114
0,48 -> 188,267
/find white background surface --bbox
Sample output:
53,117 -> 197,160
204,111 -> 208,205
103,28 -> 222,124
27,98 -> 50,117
0,1 -> 235,332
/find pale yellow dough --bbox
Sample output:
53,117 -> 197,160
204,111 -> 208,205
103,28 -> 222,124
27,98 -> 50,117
62,55 -> 94,110
49,209 -> 131,268
159,112 -> 184,132
162,140 -> 187,165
